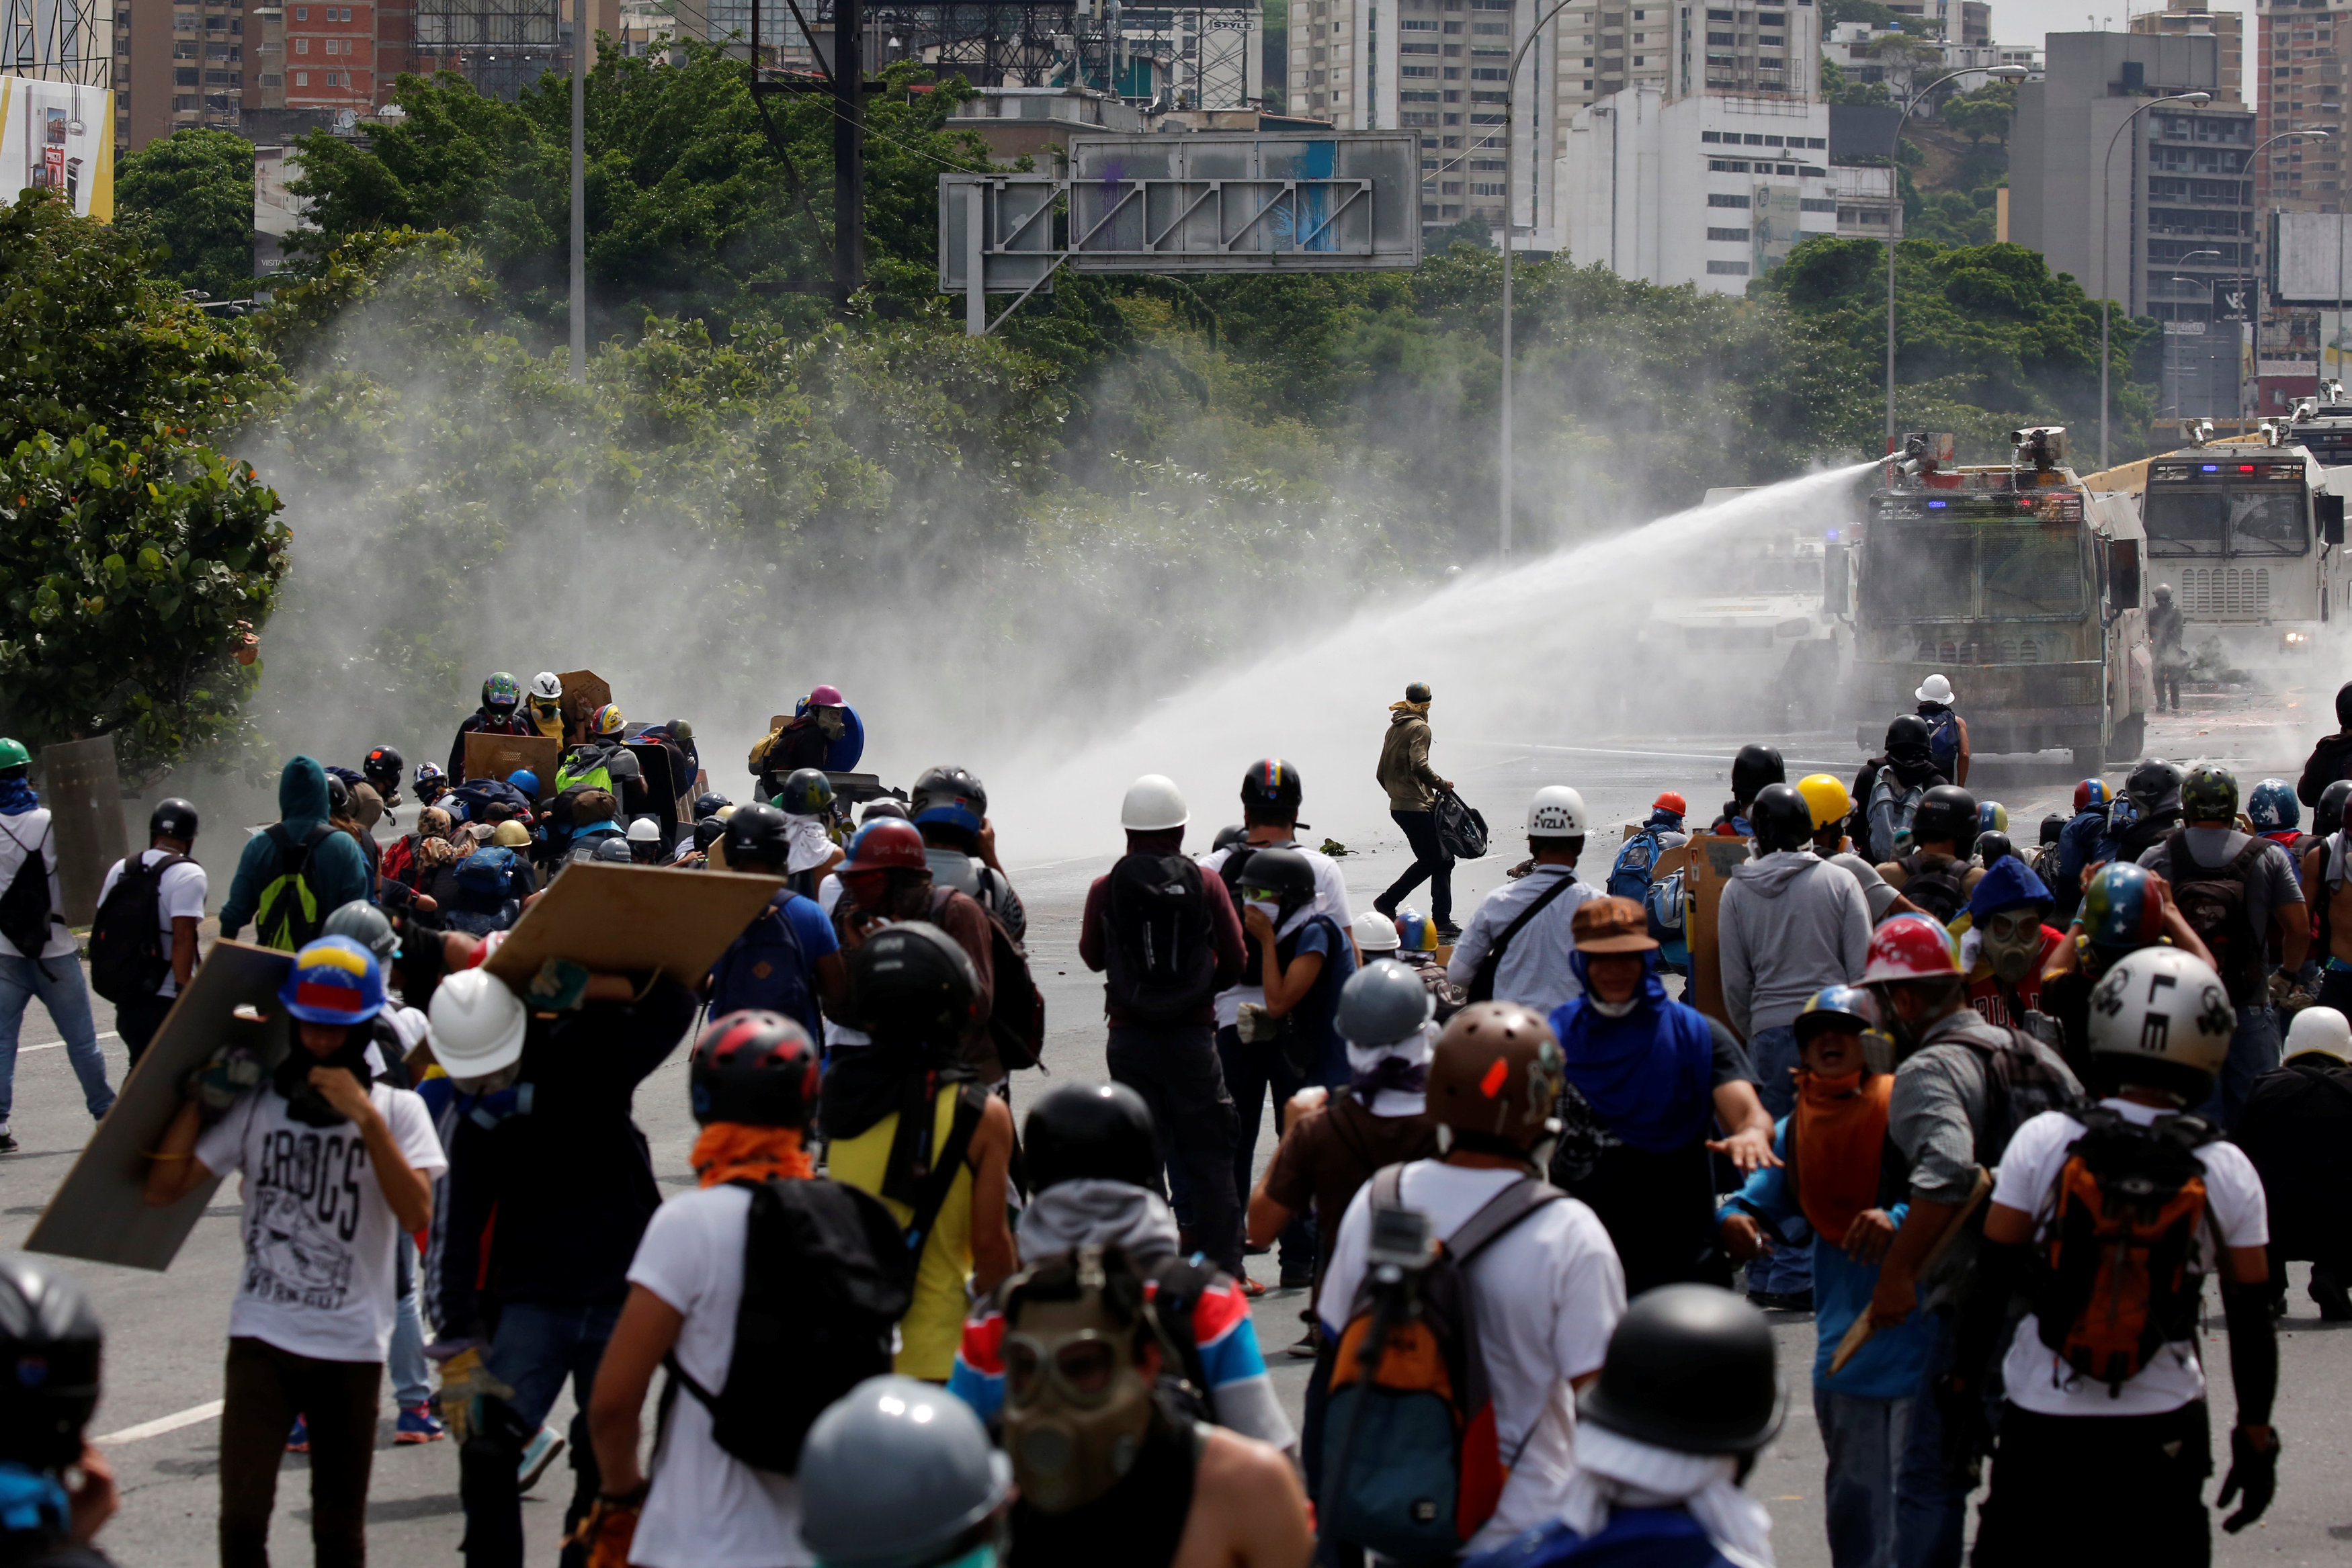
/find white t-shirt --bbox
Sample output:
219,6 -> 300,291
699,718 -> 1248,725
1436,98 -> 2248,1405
626,1185 -> 814,1568
1444,866 -> 1600,1018
194,1082 -> 446,1362
0,810 -> 77,961
96,849 -> 208,998
1992,1099 -> 2269,1418
1318,1160 -> 1626,1553
1202,842 -> 1355,1030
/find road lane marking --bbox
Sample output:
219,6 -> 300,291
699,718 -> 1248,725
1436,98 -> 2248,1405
17,1032 -> 120,1053
95,1399 -> 223,1445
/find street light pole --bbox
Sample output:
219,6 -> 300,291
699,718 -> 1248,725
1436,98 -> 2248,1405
1497,0 -> 1579,562
2235,128 -> 2326,423
2101,90 -> 2211,468
1884,64 -> 2027,453
570,0 -> 586,382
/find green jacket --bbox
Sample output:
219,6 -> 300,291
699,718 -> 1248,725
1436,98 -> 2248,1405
1377,710 -> 1443,811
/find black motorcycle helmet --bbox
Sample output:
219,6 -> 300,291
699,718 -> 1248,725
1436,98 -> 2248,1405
325,773 -> 351,816
1730,744 -> 1785,805
1749,783 -> 1813,855
0,1254 -> 103,1471
1240,758 -> 1304,819
1235,844 -> 1316,919
847,922 -> 982,1049
1577,1283 -> 1782,1463
1023,1082 -> 1161,1195
149,797 -> 200,842
2124,757 -> 2185,813
363,746 -> 403,790
1910,784 -> 1978,848
1883,713 -> 1933,760
2321,779 -> 2352,839
1974,830 -> 2015,869
691,815 -> 728,855
722,801 -> 793,870
693,791 -> 732,819
910,766 -> 989,840
2038,812 -> 2064,848
1211,823 -> 1249,855
690,1011 -> 821,1129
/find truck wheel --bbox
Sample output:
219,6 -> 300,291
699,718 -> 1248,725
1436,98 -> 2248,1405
2111,714 -> 2147,761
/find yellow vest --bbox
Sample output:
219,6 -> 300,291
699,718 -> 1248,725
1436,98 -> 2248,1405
829,1086 -> 976,1381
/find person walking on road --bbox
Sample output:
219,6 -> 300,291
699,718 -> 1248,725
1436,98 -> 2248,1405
1915,674 -> 1971,788
1375,681 -> 1457,939
0,738 -> 115,1151
2150,584 -> 2187,712
93,798 -> 208,1068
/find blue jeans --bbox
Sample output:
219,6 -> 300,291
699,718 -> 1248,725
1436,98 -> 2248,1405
462,1300 -> 620,1568
1816,1384 -> 1915,1568
1746,1025 -> 1813,1300
2199,1004 -> 2279,1131
0,951 -> 113,1125
1894,1311 -> 1976,1568
389,1239 -> 430,1407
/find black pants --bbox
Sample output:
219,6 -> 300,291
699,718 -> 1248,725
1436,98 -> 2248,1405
1378,810 -> 1453,926
1973,1400 -> 2212,1567
1107,1024 -> 1243,1274
220,1336 -> 382,1568
1217,1023 -> 1314,1276
115,992 -> 175,1068
2158,665 -> 2183,711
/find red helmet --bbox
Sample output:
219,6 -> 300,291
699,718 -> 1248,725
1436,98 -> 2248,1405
843,818 -> 927,875
1653,791 -> 1688,816
1860,914 -> 1960,985
807,684 -> 846,707
691,1010 -> 822,1128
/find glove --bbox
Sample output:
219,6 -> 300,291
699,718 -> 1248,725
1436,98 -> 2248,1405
2217,1425 -> 2279,1533
528,958 -> 591,1010
1933,1374 -> 1992,1489
433,1345 -> 515,1448
570,1485 -> 648,1568
185,1041 -> 267,1122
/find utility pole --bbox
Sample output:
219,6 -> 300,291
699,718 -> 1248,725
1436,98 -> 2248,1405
571,0 -> 587,381
833,0 -> 865,308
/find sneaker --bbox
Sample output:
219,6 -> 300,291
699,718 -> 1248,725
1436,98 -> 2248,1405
286,1416 -> 309,1454
1435,922 -> 1463,943
517,1426 -> 566,1493
0,1128 -> 16,1154
1287,1330 -> 1320,1360
1745,1290 -> 1813,1313
1238,1275 -> 1267,1299
1278,1265 -> 1315,1290
395,1403 -> 446,1444
1373,897 -> 1398,920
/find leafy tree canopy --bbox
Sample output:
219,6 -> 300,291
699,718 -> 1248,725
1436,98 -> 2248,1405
114,127 -> 259,308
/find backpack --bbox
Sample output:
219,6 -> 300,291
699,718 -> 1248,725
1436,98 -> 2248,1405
0,817 -> 54,960
2165,834 -> 2271,1005
89,852 -> 190,1002
253,823 -> 336,952
666,1178 -> 914,1474
1606,830 -> 1665,903
1465,873 -> 1579,1004
710,894 -> 823,1044
1944,1017 -> 2078,1156
1322,1166 -> 1561,1561
1896,852 -> 1968,924
450,777 -> 534,824
1921,708 -> 1962,778
1101,853 -> 1219,1025
933,887 -> 1046,1072
2027,1106 -> 2223,1395
1433,789 -> 1489,861
1867,769 -> 1927,863
454,846 -> 526,902
554,746 -> 616,799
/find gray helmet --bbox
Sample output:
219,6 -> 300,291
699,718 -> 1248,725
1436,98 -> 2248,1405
591,836 -> 636,864
1336,959 -> 1435,1048
798,1375 -> 1011,1568
323,899 -> 398,963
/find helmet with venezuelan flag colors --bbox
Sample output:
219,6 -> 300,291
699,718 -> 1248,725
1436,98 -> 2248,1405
278,937 -> 386,1026
1239,757 -> 1303,816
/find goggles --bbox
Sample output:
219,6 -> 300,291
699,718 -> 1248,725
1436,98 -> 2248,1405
1004,1330 -> 1124,1408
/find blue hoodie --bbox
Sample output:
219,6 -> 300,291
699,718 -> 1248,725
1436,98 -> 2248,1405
1548,952 -> 1716,1153
1965,855 -> 2053,925
220,756 -> 374,942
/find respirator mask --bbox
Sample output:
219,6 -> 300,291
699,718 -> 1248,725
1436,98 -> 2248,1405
1978,909 -> 2046,986
1001,1250 -> 1158,1516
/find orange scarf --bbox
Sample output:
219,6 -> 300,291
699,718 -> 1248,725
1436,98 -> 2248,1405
692,1124 -> 816,1188
1789,1071 -> 1892,1244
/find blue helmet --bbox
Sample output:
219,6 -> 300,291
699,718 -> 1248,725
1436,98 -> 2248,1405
2074,779 -> 2111,812
2080,862 -> 2166,952
1976,800 -> 2008,836
507,768 -> 539,798
1794,984 -> 1880,1045
2248,778 -> 2299,832
910,766 -> 987,834
278,937 -> 387,1026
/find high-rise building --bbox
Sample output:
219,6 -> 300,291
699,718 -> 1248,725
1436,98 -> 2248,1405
116,0 -> 247,145
2129,0 -> 2242,105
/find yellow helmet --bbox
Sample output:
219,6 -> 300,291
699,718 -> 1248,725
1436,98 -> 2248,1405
492,820 -> 532,848
591,702 -> 626,737
1796,773 -> 1853,830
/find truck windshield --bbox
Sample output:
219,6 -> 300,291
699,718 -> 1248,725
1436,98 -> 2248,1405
1860,521 -> 2083,623
2143,486 -> 2308,556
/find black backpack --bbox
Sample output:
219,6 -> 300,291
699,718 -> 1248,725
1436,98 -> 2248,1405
1896,852 -> 1969,924
931,888 -> 1046,1072
1433,789 -> 1489,861
1101,853 -> 1219,1025
666,1178 -> 914,1475
0,816 -> 54,959
90,851 -> 191,1002
2165,834 -> 2271,1005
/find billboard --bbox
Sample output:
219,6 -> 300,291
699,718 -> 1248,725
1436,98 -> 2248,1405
0,77 -> 111,220
2212,275 -> 2259,322
1064,132 -> 1420,273
2273,210 -> 2352,307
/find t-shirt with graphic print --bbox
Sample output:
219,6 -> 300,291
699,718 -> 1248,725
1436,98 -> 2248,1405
195,1081 -> 446,1362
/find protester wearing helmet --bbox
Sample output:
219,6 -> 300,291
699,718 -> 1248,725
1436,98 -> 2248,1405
750,684 -> 862,795
2135,762 -> 2306,1126
1956,856 -> 2066,1032
1606,790 -> 1690,907
1952,948 -> 2281,1561
0,738 -> 114,1145
1375,680 -> 1459,937
1544,896 -> 1774,1299
1713,744 -> 1786,838
1913,672 -> 1970,787
706,803 -> 845,1051
1445,786 -> 1605,1018
143,937 -> 445,1568
824,925 -> 1019,1379
2104,757 -> 2187,865
2296,679 -> 2352,809
1320,1001 -> 1628,1555
1851,715 -> 1952,863
2048,778 -> 2117,924
1872,783 -> 1982,926
911,765 -> 1025,941
553,712 -> 653,851
801,1375 -> 1014,1568
1384,904 -> 1470,1022
2249,777 -> 2302,848
949,1082 -> 1296,1456
1718,782 -> 1874,1309
2235,1005 -> 2352,1321
829,818 -> 1000,1075
2148,582 -> 2186,710
93,797 -> 207,1067
362,745 -> 405,809
524,672 -> 564,740
446,671 -> 537,779
0,1254 -> 121,1565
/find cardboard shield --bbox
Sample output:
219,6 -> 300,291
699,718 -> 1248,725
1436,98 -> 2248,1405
1681,835 -> 1754,1031
464,732 -> 562,799
25,942 -> 293,1271
41,736 -> 128,926
557,670 -> 612,748
481,861 -> 784,990
626,743 -> 685,827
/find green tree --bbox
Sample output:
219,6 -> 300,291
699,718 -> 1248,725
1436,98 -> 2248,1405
1943,79 -> 2016,148
0,191 -> 288,781
114,128 -> 259,307
1821,58 -> 1892,109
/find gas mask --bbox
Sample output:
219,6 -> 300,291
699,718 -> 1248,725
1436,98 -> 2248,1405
1977,908 -> 2045,986
815,706 -> 847,741
1001,1250 -> 1157,1516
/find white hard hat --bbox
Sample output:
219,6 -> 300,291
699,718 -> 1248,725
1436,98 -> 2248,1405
427,967 -> 528,1081
2087,948 -> 2231,1079
2286,1004 -> 2352,1065
626,816 -> 662,843
1915,672 -> 1956,704
1120,773 -> 1188,832
1352,910 -> 1400,951
1527,785 -> 1588,837
529,670 -> 562,701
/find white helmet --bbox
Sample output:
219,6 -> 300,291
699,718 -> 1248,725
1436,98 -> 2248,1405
626,816 -> 663,844
2285,1004 -> 2352,1065
1527,785 -> 1588,838
1353,910 -> 1400,952
1120,773 -> 1188,832
427,967 -> 528,1082
1915,672 -> 1956,704
2086,947 -> 2233,1082
529,670 -> 562,701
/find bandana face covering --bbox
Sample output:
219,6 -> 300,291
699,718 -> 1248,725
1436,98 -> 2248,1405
274,1030 -> 374,1128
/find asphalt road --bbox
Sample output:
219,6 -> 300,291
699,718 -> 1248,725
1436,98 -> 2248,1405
7,691 -> 2352,1566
